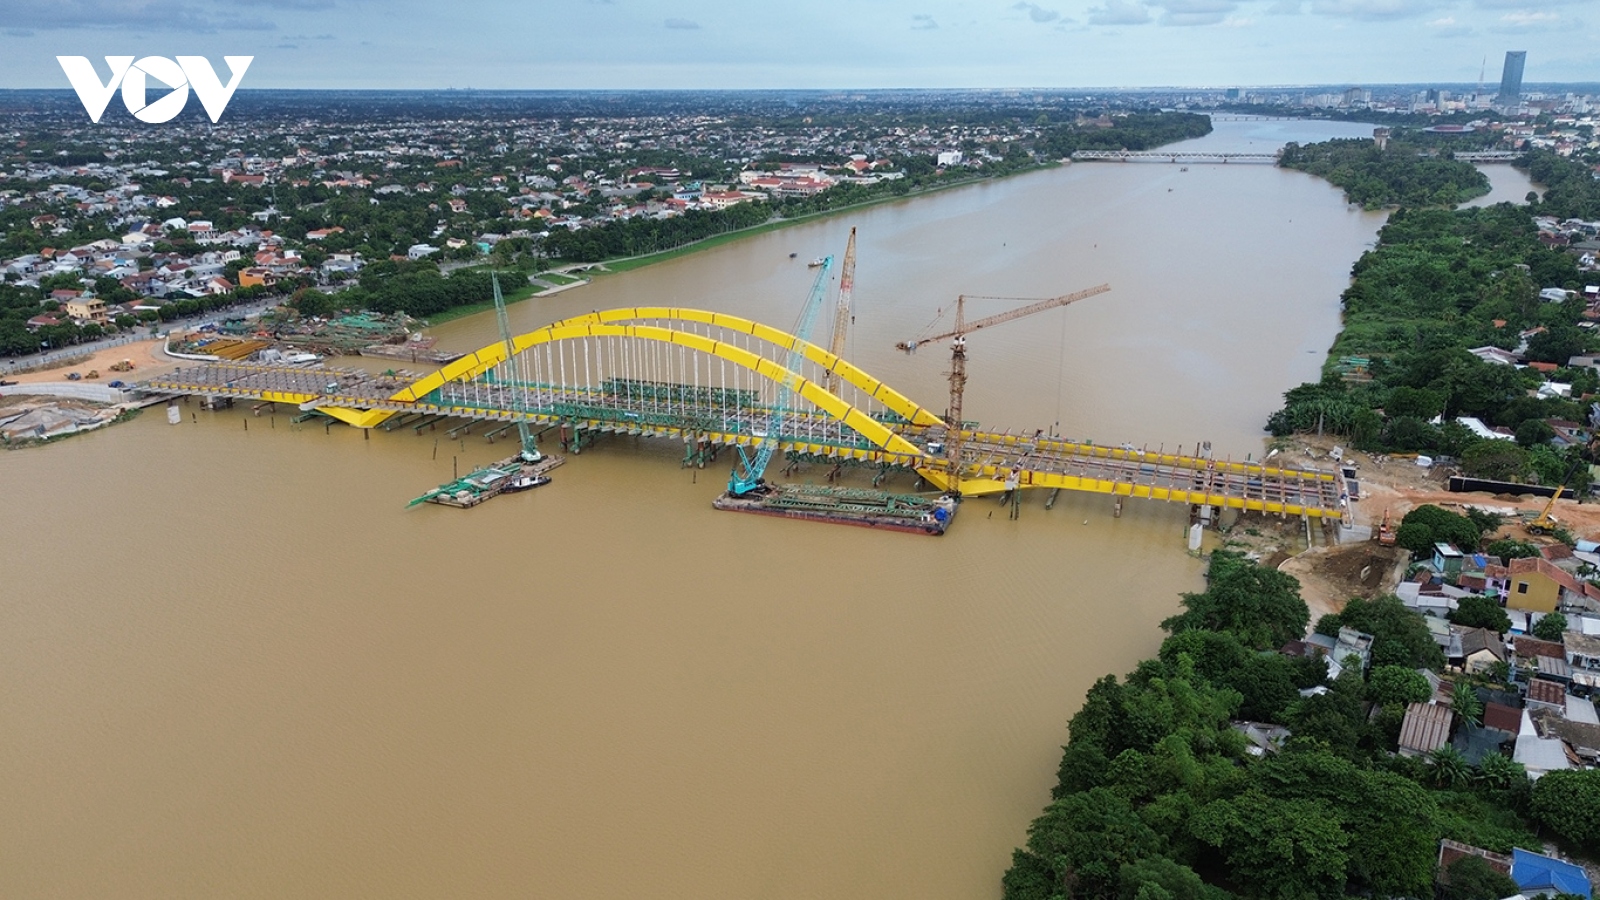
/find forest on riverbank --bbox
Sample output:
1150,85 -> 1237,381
1266,149 -> 1599,489
1278,138 -> 1490,208
1000,552 -> 1597,900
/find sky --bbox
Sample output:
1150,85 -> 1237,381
0,0 -> 1592,91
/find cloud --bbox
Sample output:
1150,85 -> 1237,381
1147,0 -> 1238,25
3,0 -> 278,31
911,13 -> 938,28
664,17 -> 700,29
275,42 -> 300,49
1087,0 -> 1152,25
1012,2 -> 1061,23
1424,14 -> 1474,35
226,0 -> 333,7
1473,0 -> 1582,6
1266,0 -> 1302,10
1493,9 -> 1565,31
4,28 -> 35,37
1308,0 -> 1442,19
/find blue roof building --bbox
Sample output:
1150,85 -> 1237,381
1512,848 -> 1592,899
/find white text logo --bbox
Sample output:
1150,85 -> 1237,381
57,56 -> 253,124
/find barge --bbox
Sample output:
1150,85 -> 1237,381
713,482 -> 958,535
408,453 -> 565,508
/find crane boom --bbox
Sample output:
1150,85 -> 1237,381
895,283 -> 1110,350
895,282 -> 1110,495
825,227 -> 857,394
729,256 -> 833,496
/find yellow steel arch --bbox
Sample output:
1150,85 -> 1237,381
347,318 -> 935,474
386,307 -> 945,428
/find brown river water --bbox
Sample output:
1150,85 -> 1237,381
0,120 -> 1535,899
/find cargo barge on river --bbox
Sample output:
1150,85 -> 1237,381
409,453 -> 565,509
713,482 -> 958,535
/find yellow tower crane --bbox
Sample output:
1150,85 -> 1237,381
825,227 -> 857,396
895,283 -> 1111,492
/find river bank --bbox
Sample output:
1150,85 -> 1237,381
421,169 -> 1042,326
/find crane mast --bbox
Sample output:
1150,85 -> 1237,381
896,283 -> 1110,493
729,256 -> 833,496
491,271 -> 540,463
825,227 -> 857,395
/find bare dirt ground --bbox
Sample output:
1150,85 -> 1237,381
1251,434 -> 1600,625
2,339 -> 178,386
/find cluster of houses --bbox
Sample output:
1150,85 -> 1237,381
1385,542 -> 1600,777
4,224 -> 337,331
1235,537 -> 1600,896
1535,215 -> 1600,274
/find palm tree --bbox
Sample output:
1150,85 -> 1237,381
1452,685 -> 1484,728
1474,752 -> 1524,790
1429,745 -> 1471,789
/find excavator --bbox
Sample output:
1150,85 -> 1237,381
1377,507 -> 1396,546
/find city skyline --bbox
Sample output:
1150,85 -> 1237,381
0,0 -> 1591,91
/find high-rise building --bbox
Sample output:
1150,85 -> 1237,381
1498,51 -> 1526,104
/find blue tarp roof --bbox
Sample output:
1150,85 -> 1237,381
1513,848 -> 1592,899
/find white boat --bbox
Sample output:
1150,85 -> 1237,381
807,257 -> 825,267
281,351 -> 320,364
502,474 -> 551,493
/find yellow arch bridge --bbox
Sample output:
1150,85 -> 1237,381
141,307 -> 1345,518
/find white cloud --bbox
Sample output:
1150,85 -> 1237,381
1013,2 -> 1062,23
1309,0 -> 1442,19
1087,0 -> 1152,25
3,0 -> 277,31
911,13 -> 939,28
664,18 -> 700,29
1493,9 -> 1566,31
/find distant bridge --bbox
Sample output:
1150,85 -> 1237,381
1071,150 -> 1281,164
1453,151 -> 1520,164
140,307 -> 1345,518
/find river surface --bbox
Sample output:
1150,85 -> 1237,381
1,118 -> 1387,900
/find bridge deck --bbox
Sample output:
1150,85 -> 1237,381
142,361 -> 1345,519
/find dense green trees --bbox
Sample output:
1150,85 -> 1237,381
1443,855 -> 1521,900
1449,595 -> 1512,633
1393,505 -> 1484,555
1316,594 -> 1445,670
1532,612 -> 1568,642
1530,769 -> 1600,853
1279,139 -> 1490,209
1264,189 -> 1591,459
1161,551 -> 1308,651
1002,555 -> 1551,900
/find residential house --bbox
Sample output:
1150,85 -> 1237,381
1468,345 -> 1520,366
1507,556 -> 1585,613
1457,626 -> 1507,675
237,268 -> 277,289
1566,631 -> 1600,691
1433,543 -> 1465,575
62,296 -> 108,325
1511,848 -> 1593,899
1527,678 -> 1568,713
1514,709 -> 1573,779
1398,702 -> 1455,758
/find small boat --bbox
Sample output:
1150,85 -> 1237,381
807,257 -> 825,267
502,474 -> 551,493
789,252 -> 797,259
